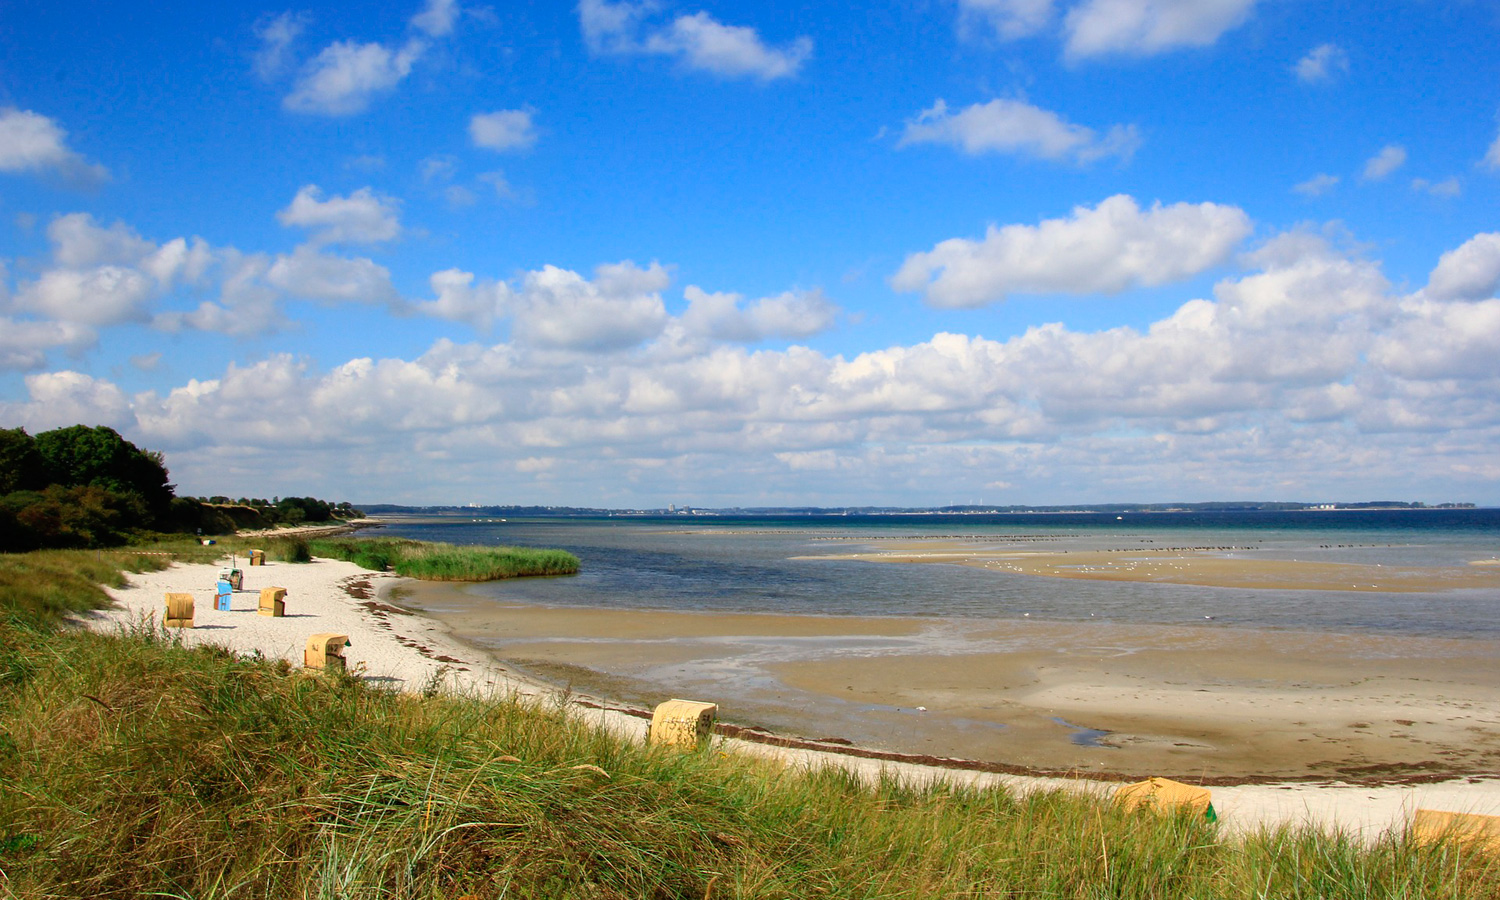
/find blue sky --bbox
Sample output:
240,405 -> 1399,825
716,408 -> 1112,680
2,0 -> 1498,507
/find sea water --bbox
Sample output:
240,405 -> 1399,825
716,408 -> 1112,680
374,509 -> 1500,640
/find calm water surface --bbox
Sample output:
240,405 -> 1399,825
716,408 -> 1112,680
375,511 -> 1500,640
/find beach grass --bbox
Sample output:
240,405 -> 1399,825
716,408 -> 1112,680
0,546 -> 192,623
307,537 -> 580,581
258,533 -> 314,562
1,617 -> 1496,898
1,547 -> 1497,898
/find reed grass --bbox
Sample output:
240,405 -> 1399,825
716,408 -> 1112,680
308,537 -> 580,581
258,534 -> 313,563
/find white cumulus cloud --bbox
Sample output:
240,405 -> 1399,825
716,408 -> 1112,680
958,0 -> 1057,40
1371,296 -> 1500,381
8,215 -> 211,331
5,371 -> 132,432
898,98 -> 1139,164
470,110 -> 538,152
1294,43 -> 1348,83
680,286 -> 839,342
410,0 -> 460,37
276,185 -> 402,245
1062,0 -> 1258,60
0,108 -> 109,186
420,260 -> 672,350
421,268 -> 514,332
513,261 -> 671,351
1293,173 -> 1339,197
1425,232 -> 1500,301
285,39 -> 424,116
1411,176 -> 1460,198
252,11 -> 310,80
1362,144 -> 1407,181
46,213 -> 159,268
646,12 -> 812,80
422,264 -> 833,346
578,0 -> 652,54
266,246 -> 402,307
280,0 -> 458,116
0,318 -> 96,371
891,194 -> 1252,307
154,248 -> 286,336
578,0 -> 811,81
0,212 -> 304,344
24,230 -> 1500,505
15,266 -> 156,328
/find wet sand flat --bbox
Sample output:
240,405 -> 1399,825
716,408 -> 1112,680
817,543 -> 1500,592
401,582 -> 1500,781
767,628 -> 1500,780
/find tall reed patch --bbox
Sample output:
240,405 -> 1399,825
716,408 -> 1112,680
309,537 -> 580,581
260,534 -> 313,562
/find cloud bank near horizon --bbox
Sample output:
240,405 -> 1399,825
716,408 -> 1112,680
4,196 -> 1496,505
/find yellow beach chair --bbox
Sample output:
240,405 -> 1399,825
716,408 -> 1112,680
305,633 -> 350,671
258,586 -> 287,617
164,592 -> 194,628
649,699 -> 718,749
1115,776 -> 1216,821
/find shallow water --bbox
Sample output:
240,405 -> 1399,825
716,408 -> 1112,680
376,512 -> 1500,772
376,510 -> 1500,639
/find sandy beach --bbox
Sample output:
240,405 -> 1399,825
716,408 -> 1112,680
81,551 -> 1500,842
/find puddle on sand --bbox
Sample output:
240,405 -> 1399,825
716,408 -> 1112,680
1052,716 -> 1112,748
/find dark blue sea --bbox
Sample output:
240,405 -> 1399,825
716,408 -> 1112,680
373,509 -> 1500,640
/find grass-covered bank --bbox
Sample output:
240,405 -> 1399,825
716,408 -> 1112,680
1,549 -> 1497,898
5,622 -> 1498,899
0,541 -> 229,623
306,537 -> 580,581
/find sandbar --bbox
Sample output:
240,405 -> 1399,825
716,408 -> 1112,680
812,541 -> 1500,592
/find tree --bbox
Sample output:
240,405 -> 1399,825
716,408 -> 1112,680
275,496 -> 332,523
2,485 -> 132,549
32,425 -> 175,526
0,428 -> 46,494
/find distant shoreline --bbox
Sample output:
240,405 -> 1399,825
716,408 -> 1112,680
355,504 -> 1488,519
229,518 -> 384,540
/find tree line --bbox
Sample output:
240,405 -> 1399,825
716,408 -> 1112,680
1,425 -> 361,552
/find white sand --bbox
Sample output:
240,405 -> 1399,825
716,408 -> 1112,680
87,555 -> 1500,842
88,556 -> 548,699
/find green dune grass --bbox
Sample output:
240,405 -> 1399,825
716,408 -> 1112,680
0,546 -> 1495,898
